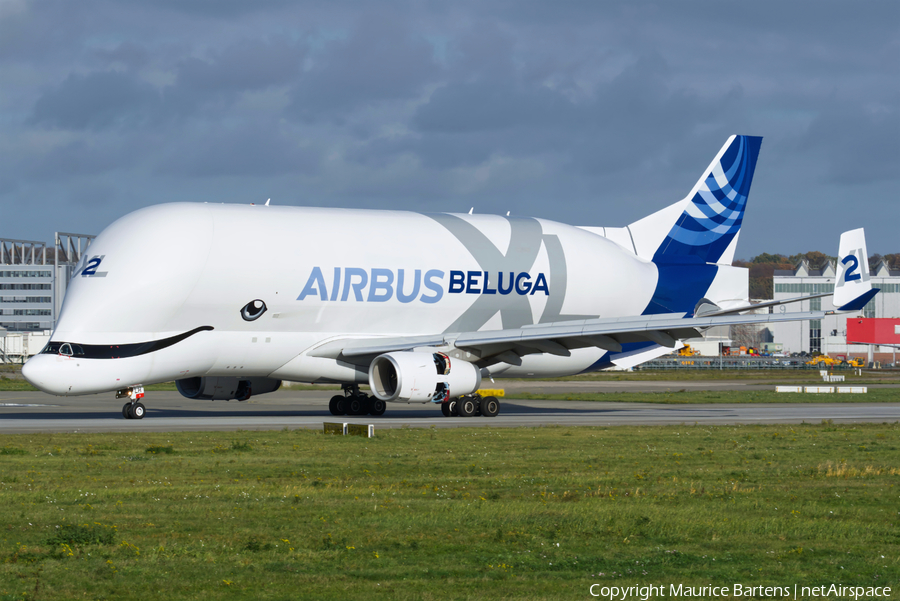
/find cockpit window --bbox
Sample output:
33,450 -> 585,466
41,341 -> 62,355
58,343 -> 85,357
38,326 -> 213,360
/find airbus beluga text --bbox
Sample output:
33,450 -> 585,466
22,136 -> 878,419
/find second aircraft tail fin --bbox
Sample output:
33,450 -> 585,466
834,228 -> 878,311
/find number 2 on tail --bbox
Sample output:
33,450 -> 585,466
842,254 -> 860,282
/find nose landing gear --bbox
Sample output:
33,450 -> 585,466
117,386 -> 146,420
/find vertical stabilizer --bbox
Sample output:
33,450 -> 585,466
628,135 -> 762,266
834,228 -> 877,311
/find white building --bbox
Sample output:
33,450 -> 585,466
0,240 -> 59,333
766,259 -> 900,357
0,329 -> 52,363
0,234 -> 94,346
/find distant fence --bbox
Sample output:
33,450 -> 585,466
635,357 -> 851,370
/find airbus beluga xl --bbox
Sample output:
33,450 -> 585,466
22,135 -> 878,419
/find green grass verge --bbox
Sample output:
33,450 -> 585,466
0,378 -> 37,391
0,424 -> 897,599
514,388 -> 900,404
533,369 -> 900,382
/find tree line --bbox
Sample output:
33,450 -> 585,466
733,253 -> 899,299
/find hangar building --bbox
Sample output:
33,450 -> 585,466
0,234 -> 94,362
766,259 -> 900,361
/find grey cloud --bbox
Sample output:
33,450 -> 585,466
447,22 -> 517,79
400,52 -> 716,172
412,81 -> 568,134
154,123 -> 319,177
175,37 -> 305,94
25,138 -> 145,181
140,0 -> 298,18
798,105 -> 900,185
66,180 -> 117,208
29,37 -> 307,132
1,1 -> 897,257
0,1 -> 89,62
30,70 -> 161,130
286,14 -> 440,120
92,42 -> 151,70
158,37 -> 307,120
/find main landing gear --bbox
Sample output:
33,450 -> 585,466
329,384 -> 386,417
441,394 -> 500,418
117,386 -> 146,420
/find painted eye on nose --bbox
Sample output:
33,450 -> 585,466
240,299 -> 267,321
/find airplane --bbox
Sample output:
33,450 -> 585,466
22,135 -> 878,419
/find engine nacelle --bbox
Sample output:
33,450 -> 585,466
368,351 -> 481,403
175,376 -> 281,401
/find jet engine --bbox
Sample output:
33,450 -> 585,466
368,351 -> 481,403
175,376 -> 281,401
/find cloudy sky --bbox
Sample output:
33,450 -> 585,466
0,0 -> 897,258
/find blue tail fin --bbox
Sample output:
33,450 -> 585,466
629,135 -> 762,266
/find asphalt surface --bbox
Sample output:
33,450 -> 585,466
0,380 -> 897,433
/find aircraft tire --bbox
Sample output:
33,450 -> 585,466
329,395 -> 346,416
457,397 -> 476,417
441,402 -> 451,417
370,398 -> 386,416
131,403 -> 146,419
481,396 -> 500,417
122,403 -> 132,419
348,397 -> 364,415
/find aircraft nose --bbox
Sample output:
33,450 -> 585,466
22,354 -> 69,396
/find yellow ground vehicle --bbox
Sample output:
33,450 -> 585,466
806,355 -> 838,367
678,345 -> 700,357
845,357 -> 866,368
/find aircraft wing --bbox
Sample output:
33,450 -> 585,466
309,309 -> 830,367
310,227 -> 878,369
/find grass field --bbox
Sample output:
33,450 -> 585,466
543,369 -> 900,383
516,388 -> 899,404
0,423 -> 897,600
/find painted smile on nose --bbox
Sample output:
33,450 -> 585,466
37,326 -> 214,359
22,326 -> 215,395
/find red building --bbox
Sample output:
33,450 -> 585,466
845,318 -> 900,365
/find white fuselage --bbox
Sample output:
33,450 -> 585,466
25,202 -> 666,396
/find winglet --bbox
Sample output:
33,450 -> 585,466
834,228 -> 878,311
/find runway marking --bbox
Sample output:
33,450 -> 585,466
0,403 -> 60,407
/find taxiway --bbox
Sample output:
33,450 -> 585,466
0,383 -> 897,433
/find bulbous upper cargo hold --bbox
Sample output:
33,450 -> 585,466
54,202 -> 662,344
